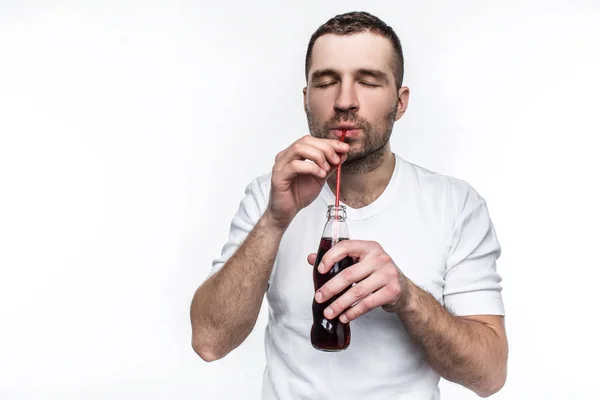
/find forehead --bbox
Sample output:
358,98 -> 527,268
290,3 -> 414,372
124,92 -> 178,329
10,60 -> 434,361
309,32 -> 395,75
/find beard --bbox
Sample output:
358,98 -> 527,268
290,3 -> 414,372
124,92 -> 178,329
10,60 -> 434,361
307,101 -> 398,173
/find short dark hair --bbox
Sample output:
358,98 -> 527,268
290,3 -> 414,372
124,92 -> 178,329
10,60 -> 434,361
305,11 -> 404,90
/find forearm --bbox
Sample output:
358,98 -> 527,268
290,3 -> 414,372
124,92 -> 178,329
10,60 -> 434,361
396,280 -> 507,397
191,211 -> 285,361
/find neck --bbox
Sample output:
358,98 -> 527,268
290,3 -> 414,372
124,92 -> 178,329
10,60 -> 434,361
327,144 -> 396,209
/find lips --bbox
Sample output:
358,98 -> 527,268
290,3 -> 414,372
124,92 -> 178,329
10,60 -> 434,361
331,128 -> 361,138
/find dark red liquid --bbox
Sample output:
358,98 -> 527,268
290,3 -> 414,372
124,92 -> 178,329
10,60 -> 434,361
311,237 -> 355,351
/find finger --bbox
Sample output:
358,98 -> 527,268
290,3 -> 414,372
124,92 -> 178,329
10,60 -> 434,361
318,239 -> 376,274
328,154 -> 349,176
274,143 -> 332,172
297,135 -> 351,166
277,159 -> 327,182
301,135 -> 351,154
315,259 -> 373,303
339,287 -> 392,323
320,271 -> 386,320
307,253 -> 317,266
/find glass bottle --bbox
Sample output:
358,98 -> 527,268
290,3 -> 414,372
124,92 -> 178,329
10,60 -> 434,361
311,205 -> 354,351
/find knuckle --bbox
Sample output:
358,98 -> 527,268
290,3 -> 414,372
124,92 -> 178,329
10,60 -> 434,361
345,308 -> 356,320
361,295 -> 374,310
375,250 -> 391,264
366,240 -> 380,250
352,302 -> 367,318
351,283 -> 365,298
386,266 -> 400,280
371,241 -> 384,251
287,161 -> 303,174
381,269 -> 394,282
387,282 -> 401,298
341,267 -> 354,282
292,142 -> 302,152
318,152 -> 327,165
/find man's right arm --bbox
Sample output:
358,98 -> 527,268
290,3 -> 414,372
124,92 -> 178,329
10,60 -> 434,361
190,210 -> 285,362
190,135 -> 349,362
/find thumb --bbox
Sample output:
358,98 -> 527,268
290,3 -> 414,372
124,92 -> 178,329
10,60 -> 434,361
307,253 -> 317,266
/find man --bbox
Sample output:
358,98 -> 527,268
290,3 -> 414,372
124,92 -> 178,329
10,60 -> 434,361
191,11 -> 508,399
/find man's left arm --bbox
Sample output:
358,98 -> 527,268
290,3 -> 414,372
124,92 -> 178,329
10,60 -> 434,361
392,280 -> 508,398
313,242 -> 507,398
312,192 -> 507,397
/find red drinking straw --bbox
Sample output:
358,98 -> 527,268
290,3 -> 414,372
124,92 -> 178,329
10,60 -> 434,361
335,131 -> 346,208
333,131 -> 346,241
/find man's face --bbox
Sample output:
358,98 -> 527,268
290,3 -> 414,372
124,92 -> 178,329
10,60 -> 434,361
304,32 -> 407,170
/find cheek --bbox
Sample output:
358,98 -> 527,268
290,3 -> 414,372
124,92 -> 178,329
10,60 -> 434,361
363,95 -> 396,123
307,92 -> 334,117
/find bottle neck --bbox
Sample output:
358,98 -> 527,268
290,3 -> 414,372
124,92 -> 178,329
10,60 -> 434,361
323,205 -> 349,240
326,205 -> 347,221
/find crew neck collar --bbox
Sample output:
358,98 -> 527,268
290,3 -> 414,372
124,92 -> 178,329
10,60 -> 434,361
319,153 -> 402,221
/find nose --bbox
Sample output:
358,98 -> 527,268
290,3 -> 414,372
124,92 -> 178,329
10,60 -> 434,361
334,80 -> 359,113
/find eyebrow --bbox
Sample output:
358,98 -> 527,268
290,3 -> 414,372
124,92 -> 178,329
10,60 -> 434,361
310,69 -> 340,83
355,68 -> 389,84
310,68 -> 389,84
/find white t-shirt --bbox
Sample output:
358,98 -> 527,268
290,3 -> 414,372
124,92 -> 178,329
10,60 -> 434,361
208,154 -> 504,400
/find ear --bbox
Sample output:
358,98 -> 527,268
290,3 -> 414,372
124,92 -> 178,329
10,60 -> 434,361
395,86 -> 410,121
303,87 -> 308,114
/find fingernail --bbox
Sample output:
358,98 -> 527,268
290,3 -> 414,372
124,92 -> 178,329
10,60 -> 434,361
339,314 -> 348,323
324,307 -> 333,317
333,154 -> 340,163
318,262 -> 325,273
315,292 -> 323,302
324,161 -> 330,170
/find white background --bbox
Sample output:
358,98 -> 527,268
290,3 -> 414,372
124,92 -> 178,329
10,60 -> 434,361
1,0 -> 599,399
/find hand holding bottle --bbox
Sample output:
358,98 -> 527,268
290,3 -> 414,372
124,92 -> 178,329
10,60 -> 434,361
308,240 -> 410,323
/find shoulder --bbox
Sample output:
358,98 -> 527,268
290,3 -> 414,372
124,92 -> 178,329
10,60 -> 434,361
239,172 -> 272,213
398,156 -> 485,216
245,172 -> 272,198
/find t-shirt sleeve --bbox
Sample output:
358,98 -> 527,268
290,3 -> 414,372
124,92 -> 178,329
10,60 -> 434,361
443,186 -> 505,316
207,178 -> 268,280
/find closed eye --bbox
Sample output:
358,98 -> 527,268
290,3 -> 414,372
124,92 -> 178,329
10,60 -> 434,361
360,82 -> 379,88
316,81 -> 337,88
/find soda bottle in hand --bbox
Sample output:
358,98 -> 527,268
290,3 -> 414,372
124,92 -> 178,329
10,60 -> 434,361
311,205 -> 354,351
